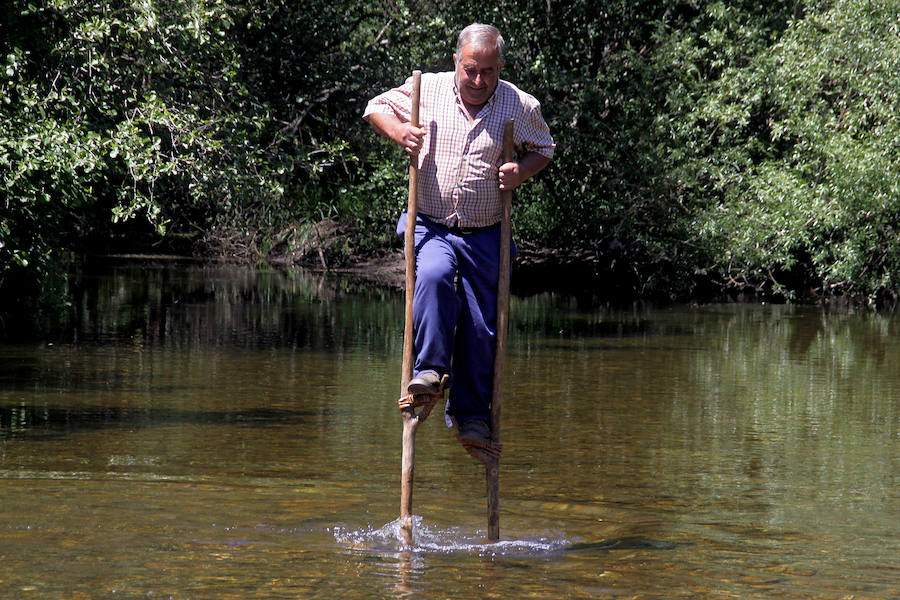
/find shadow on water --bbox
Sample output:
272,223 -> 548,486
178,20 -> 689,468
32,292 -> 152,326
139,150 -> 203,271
562,536 -> 682,553
0,403 -> 336,440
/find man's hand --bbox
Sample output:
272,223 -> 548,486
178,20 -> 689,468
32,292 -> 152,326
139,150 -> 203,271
365,113 -> 425,156
396,123 -> 426,157
498,152 -> 551,191
498,162 -> 522,191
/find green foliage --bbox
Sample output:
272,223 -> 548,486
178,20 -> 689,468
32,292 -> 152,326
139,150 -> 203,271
661,1 -> 900,303
0,0 -> 282,328
3,0 -> 900,335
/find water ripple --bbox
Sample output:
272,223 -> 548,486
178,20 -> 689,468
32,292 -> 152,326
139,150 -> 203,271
332,516 -> 570,557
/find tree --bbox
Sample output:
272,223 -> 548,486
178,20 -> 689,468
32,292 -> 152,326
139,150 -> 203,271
663,0 -> 900,303
1,0 -> 279,332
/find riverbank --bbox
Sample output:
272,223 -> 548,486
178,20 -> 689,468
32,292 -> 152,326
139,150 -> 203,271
195,219 -> 649,300
312,244 -> 660,303
85,217 -> 890,309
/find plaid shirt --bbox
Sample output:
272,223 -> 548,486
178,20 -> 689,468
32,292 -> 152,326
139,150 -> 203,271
364,71 -> 555,228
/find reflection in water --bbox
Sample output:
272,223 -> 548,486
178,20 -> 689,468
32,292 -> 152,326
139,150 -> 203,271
1,258 -> 898,599
0,403 -> 330,440
64,257 -> 405,352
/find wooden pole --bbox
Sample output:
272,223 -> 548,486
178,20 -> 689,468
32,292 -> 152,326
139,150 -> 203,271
486,118 -> 515,542
399,70 -> 422,546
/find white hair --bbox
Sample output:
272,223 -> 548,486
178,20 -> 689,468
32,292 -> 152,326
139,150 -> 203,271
456,23 -> 505,63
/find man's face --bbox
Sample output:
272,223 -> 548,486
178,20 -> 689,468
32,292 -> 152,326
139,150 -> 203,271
454,42 -> 503,108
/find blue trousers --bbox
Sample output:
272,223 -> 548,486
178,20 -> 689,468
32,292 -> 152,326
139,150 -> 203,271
397,213 -> 514,425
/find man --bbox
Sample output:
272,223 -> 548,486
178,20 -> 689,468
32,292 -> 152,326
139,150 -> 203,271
364,23 -> 554,444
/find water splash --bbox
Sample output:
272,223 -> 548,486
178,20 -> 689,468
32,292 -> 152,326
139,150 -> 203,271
332,516 -> 569,556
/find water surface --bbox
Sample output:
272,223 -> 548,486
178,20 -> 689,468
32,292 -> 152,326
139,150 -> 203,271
1,259 -> 898,599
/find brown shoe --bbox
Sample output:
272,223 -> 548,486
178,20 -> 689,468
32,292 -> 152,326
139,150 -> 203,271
407,371 -> 442,396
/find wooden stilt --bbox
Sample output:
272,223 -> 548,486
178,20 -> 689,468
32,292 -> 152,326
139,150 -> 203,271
486,118 -> 515,542
399,70 -> 422,546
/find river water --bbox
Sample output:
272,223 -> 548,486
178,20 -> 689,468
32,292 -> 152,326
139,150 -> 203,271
1,258 -> 898,599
